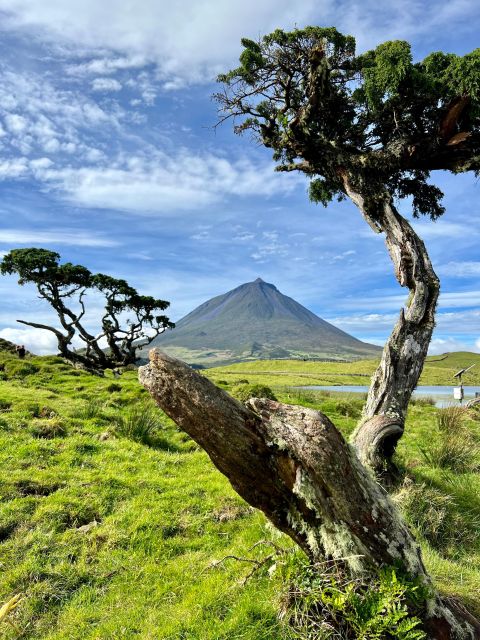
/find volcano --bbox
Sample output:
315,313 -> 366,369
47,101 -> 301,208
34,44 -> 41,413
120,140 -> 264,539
145,278 -> 381,367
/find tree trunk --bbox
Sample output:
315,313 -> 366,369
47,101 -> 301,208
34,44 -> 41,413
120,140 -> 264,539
341,175 -> 440,474
139,350 -> 479,638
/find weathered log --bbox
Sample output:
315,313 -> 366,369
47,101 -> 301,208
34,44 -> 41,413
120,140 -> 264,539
342,175 -> 440,473
139,350 -> 479,638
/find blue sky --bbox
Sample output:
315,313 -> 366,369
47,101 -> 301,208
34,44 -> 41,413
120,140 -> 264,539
0,0 -> 479,355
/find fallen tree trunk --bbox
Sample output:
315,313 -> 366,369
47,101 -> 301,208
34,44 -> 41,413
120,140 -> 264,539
139,350 -> 479,638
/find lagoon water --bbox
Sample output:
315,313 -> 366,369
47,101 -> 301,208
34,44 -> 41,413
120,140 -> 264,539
296,385 -> 480,408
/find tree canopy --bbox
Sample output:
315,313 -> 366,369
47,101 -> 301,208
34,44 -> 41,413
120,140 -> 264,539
216,27 -> 480,218
0,248 -> 174,371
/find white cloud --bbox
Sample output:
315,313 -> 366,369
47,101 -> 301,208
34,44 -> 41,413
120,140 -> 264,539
359,219 -> 473,241
0,326 -> 59,355
1,0 -> 479,89
439,261 -> 480,277
0,69 -> 122,162
4,113 -> 28,133
333,290 -> 480,313
33,152 -> 300,214
91,77 -> 122,92
410,220 -> 473,239
428,337 -> 480,356
0,158 -> 28,178
329,308 -> 480,336
0,229 -> 120,247
68,54 -> 146,76
29,157 -> 53,170
0,1 -> 323,85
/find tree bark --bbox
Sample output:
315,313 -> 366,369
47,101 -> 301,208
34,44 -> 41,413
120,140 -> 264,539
341,174 -> 440,474
139,350 -> 479,638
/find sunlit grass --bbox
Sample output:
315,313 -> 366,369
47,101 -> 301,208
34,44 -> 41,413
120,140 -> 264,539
0,349 -> 479,637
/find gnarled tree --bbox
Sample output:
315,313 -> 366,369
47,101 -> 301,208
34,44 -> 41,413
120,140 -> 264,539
214,28 -> 480,473
0,248 -> 174,371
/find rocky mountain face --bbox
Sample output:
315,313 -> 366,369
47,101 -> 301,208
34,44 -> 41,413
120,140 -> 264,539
145,278 -> 381,367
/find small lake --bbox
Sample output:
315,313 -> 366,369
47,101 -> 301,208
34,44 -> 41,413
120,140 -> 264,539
295,385 -> 480,408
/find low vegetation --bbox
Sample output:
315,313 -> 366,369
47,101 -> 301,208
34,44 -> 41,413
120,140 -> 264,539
206,352 -> 480,387
0,348 -> 479,637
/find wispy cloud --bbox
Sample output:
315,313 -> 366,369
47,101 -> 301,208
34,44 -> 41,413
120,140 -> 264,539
91,77 -> 122,92
439,261 -> 480,277
0,229 -> 120,247
0,1 -> 322,86
33,152 -> 300,214
2,0 -> 479,88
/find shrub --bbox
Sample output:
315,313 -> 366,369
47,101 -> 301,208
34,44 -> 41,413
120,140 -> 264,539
38,406 -> 58,418
286,389 -> 318,405
71,398 -> 105,420
114,401 -> 165,445
0,399 -> 12,412
18,401 -> 41,417
30,417 -> 67,439
231,383 -> 277,403
106,382 -> 122,393
437,405 -> 464,431
18,403 -> 57,418
334,399 -> 362,419
420,406 -> 479,472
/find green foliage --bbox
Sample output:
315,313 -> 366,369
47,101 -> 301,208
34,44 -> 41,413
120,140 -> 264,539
105,382 -> 122,393
207,352 -> 480,387
231,383 -> 277,403
70,398 -> 106,421
217,27 -> 480,221
409,396 -> 435,407
333,398 -> 363,418
280,555 -> 427,639
361,40 -> 413,108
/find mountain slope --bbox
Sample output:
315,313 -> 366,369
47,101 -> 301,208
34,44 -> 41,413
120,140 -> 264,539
146,278 -> 381,366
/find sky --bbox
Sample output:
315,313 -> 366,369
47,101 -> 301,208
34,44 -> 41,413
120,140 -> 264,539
0,0 -> 479,356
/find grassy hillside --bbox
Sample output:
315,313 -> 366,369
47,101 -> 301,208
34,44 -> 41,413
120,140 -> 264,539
206,352 -> 480,388
0,350 -> 479,637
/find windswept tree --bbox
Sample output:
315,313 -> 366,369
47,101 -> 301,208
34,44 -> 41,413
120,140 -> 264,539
138,27 -> 480,638
214,28 -> 480,473
1,248 -> 174,370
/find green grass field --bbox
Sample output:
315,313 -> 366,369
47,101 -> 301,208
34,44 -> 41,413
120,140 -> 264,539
0,350 -> 479,638
206,351 -> 480,388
